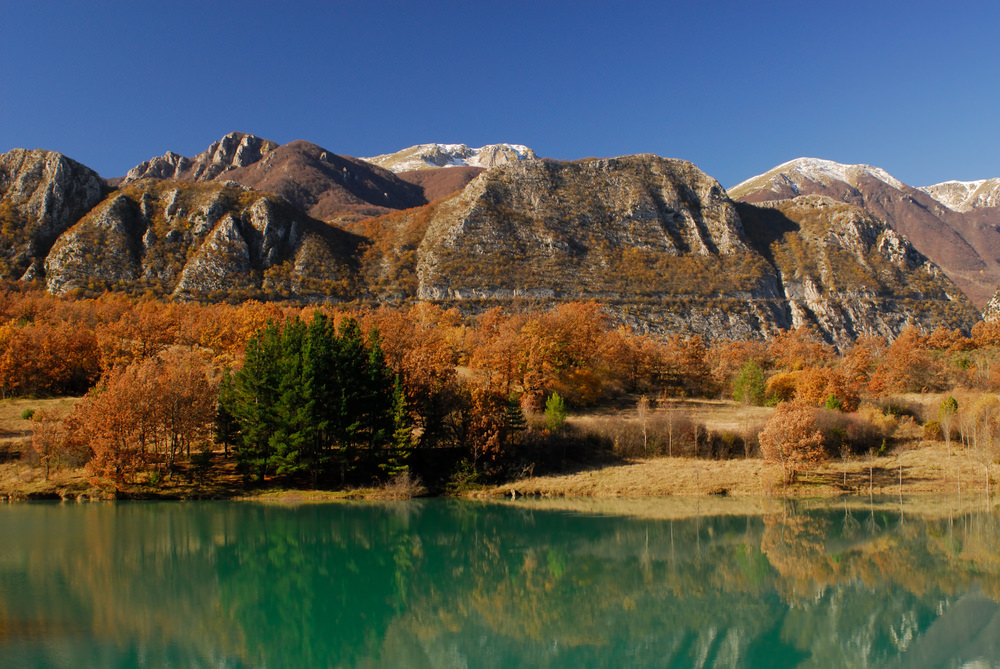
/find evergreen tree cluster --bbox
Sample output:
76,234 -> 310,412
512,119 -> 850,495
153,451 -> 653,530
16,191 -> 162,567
217,313 -> 409,484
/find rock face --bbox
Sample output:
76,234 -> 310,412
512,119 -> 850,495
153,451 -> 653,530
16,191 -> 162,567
123,132 -> 279,183
124,133 -> 426,224
362,143 -> 538,172
0,149 -> 107,280
415,156 -> 757,297
730,157 -> 1000,308
44,181 -> 360,301
354,156 -> 977,347
737,196 -> 977,344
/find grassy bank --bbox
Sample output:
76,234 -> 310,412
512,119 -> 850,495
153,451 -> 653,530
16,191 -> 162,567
0,396 -> 992,502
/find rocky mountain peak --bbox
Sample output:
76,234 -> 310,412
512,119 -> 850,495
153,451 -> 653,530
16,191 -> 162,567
729,157 -> 1000,309
921,178 -> 1000,212
729,157 -> 906,199
123,132 -> 279,184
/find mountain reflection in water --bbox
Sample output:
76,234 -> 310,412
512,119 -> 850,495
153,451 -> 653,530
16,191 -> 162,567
0,497 -> 997,668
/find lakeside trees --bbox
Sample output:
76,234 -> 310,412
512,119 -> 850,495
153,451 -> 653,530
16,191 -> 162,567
4,281 -> 1000,492
218,314 -> 404,483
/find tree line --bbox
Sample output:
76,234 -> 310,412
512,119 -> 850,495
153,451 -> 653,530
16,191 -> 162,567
4,282 -> 1000,491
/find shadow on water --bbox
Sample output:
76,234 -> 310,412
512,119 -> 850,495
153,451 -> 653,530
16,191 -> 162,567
0,496 -> 999,668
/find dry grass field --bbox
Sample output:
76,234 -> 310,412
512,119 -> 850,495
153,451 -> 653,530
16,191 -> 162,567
0,395 -> 995,504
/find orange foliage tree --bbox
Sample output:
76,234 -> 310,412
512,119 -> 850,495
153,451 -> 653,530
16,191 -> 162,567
759,401 -> 827,484
68,351 -> 216,489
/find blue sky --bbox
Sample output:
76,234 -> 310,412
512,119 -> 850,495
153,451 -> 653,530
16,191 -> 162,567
3,1 -> 999,188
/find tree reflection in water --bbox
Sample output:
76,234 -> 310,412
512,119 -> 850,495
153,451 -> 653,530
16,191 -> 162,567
0,497 -> 998,668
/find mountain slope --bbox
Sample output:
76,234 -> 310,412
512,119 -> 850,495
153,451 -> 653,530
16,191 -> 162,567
124,133 -> 426,224
730,158 -> 1000,307
0,149 -> 107,280
922,178 -> 1000,212
349,156 -> 977,346
44,180 -> 362,301
737,196 -> 975,342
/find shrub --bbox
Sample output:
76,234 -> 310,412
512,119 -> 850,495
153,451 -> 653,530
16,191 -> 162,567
759,401 -> 826,483
733,361 -> 767,406
544,392 -> 567,432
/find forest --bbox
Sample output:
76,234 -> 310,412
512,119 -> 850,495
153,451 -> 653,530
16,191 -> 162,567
3,280 -> 1000,496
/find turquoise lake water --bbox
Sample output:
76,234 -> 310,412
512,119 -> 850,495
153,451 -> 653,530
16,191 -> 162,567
0,498 -> 998,668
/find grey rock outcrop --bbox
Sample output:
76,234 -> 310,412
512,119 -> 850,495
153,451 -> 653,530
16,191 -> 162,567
415,155 -> 759,300
123,132 -> 278,183
730,157 -> 1000,308
737,196 -> 977,346
0,149 -> 106,280
44,181 -> 360,300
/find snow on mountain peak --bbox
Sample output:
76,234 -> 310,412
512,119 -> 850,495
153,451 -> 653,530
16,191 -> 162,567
362,143 -> 538,172
730,157 -> 907,197
921,178 -> 1000,212
778,158 -> 905,191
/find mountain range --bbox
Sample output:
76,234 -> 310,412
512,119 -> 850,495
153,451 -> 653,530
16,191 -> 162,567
0,132 -> 996,347
730,157 -> 1000,308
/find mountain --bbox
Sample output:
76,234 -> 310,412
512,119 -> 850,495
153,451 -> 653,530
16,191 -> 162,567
0,142 -> 983,346
0,149 -> 108,281
348,156 -> 977,346
736,195 -> 974,343
729,157 -> 1000,308
44,180 -> 362,301
922,178 -> 1000,212
124,133 -> 426,224
361,143 -> 538,172
396,166 -> 485,203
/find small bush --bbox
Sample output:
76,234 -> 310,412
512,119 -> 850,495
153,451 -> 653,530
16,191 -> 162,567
20,409 -> 35,421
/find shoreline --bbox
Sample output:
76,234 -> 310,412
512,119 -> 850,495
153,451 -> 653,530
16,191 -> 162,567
1,442 -> 992,510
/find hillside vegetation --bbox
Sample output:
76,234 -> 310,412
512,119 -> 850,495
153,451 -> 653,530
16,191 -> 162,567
2,285 -> 1000,499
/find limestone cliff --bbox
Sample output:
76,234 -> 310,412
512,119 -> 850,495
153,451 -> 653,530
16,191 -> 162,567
731,157 -> 1000,308
737,196 -> 978,345
44,181 -> 360,301
354,157 -> 978,347
0,149 -> 107,280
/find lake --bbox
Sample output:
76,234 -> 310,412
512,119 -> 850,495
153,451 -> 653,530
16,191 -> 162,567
0,497 -> 998,668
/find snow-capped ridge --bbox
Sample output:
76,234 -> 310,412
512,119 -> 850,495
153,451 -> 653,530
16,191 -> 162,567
362,143 -> 538,172
920,178 -> 1000,212
732,157 -> 906,194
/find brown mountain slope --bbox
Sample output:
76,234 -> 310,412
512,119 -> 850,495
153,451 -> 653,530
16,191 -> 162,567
396,166 -> 484,203
124,133 -> 426,224
730,158 -> 1000,307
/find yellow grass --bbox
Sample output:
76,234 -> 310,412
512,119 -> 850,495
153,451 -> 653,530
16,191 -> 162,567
481,441 -> 993,501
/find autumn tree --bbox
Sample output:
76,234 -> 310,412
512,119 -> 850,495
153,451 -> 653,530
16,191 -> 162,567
939,396 -> 958,455
69,351 -> 217,489
759,401 -> 827,484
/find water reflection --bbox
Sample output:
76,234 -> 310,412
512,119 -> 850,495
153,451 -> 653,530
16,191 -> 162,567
0,498 -> 998,668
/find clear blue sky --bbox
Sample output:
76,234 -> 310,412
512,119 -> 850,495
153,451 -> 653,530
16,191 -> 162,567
3,1 -> 999,188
